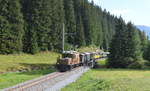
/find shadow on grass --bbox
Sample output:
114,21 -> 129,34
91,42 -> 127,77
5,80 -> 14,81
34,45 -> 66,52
17,69 -> 56,76
95,60 -> 150,71
16,63 -> 57,75
20,63 -> 56,70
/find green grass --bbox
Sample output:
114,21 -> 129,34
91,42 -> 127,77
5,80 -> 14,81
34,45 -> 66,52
97,59 -> 107,67
62,69 -> 150,91
0,52 -> 60,89
0,47 -> 100,89
62,59 -> 150,91
0,69 -> 56,89
0,52 -> 60,73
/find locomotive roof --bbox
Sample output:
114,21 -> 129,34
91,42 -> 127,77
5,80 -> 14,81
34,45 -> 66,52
83,52 -> 91,55
63,51 -> 79,54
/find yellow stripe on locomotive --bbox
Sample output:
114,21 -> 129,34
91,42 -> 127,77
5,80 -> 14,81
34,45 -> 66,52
94,54 -> 101,59
90,52 -> 101,59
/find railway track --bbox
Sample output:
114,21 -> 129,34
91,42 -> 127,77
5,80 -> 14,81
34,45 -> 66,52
2,67 -> 89,91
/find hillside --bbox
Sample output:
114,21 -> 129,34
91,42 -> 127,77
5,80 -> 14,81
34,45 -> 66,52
0,0 -> 117,54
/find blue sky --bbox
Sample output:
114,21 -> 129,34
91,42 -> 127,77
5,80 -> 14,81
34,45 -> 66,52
90,0 -> 150,26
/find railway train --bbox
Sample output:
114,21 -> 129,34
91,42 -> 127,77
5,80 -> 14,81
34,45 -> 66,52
56,51 -> 109,72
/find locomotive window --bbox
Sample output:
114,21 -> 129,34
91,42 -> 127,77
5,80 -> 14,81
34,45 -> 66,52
62,54 -> 73,58
73,55 -> 76,58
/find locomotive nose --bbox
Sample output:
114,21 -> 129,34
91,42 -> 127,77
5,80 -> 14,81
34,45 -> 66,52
60,58 -> 72,64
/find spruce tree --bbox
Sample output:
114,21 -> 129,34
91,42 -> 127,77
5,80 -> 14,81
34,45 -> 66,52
0,0 -> 24,54
64,0 -> 76,47
73,0 -> 86,47
76,16 -> 86,47
126,22 -> 142,61
102,10 -> 109,50
50,0 -> 65,51
22,0 -> 39,54
81,0 -> 91,46
125,22 -> 144,68
0,16 -> 10,54
138,31 -> 148,57
144,41 -> 150,63
35,0 -> 52,51
108,21 -> 143,68
95,6 -> 103,47
108,17 -> 128,68
22,0 -> 54,53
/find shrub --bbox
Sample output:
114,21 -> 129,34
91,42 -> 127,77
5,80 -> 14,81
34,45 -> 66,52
128,60 -> 146,69
144,61 -> 150,68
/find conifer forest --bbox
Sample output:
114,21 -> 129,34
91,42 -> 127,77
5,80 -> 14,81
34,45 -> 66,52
0,0 -> 150,68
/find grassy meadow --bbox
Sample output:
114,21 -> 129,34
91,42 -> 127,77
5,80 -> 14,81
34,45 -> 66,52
0,52 -> 59,89
0,46 -> 99,89
0,69 -> 55,89
0,52 -> 60,73
62,59 -> 150,91
1,47 -> 149,90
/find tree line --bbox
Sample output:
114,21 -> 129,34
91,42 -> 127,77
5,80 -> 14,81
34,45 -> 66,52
108,17 -> 150,69
0,0 -> 117,54
0,0 -> 150,68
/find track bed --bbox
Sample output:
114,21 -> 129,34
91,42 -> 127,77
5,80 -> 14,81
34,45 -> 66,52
2,67 -> 89,91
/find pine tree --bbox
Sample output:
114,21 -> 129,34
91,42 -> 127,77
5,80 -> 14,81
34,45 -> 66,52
76,16 -> 86,47
22,0 -> 54,53
0,16 -> 10,54
108,21 -> 143,68
144,41 -> 150,63
102,10 -> 109,50
95,6 -> 103,47
126,22 -> 142,61
81,0 -> 91,46
22,0 -> 39,54
138,31 -> 148,57
0,0 -> 24,54
108,17 -> 128,68
50,0 -> 65,51
73,0 -> 86,47
36,0 -> 52,51
64,0 -> 76,47
125,22 -> 144,68
56,0 -> 65,51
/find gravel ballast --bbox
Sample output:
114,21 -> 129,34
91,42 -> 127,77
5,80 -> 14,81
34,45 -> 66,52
2,67 -> 89,91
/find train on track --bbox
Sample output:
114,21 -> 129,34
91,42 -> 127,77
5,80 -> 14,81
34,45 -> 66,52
56,51 -> 109,72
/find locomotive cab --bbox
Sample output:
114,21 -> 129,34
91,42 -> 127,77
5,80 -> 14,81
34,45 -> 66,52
56,51 -> 80,72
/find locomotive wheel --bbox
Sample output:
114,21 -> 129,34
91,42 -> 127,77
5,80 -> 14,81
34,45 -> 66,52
89,60 -> 95,68
91,62 -> 94,68
69,65 -> 73,71
57,65 -> 69,72
93,62 -> 98,68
